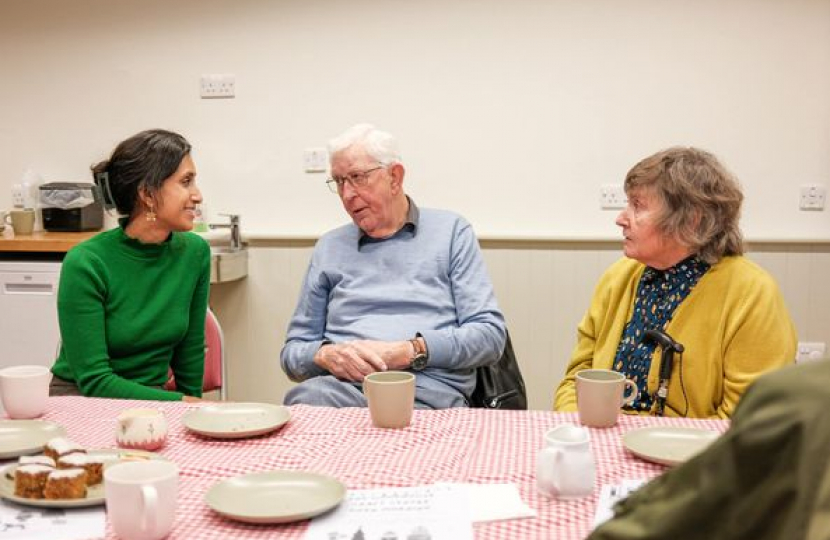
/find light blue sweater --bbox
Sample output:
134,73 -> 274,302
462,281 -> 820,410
280,204 -> 506,406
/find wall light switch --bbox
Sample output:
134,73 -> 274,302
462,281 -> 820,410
303,148 -> 328,173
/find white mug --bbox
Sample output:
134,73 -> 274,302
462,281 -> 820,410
0,365 -> 52,419
116,409 -> 168,450
105,460 -> 179,540
537,423 -> 596,499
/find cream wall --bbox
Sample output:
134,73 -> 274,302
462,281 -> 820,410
211,242 -> 830,410
1,0 -> 829,239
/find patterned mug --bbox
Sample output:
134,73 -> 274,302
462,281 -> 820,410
116,409 -> 168,451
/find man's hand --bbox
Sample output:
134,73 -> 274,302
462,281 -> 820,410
314,340 -> 415,381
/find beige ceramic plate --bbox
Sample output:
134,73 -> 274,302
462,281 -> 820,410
182,403 -> 291,439
206,470 -> 346,524
0,448 -> 164,508
0,420 -> 66,459
623,426 -> 720,466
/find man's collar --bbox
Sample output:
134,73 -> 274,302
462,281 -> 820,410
358,196 -> 419,246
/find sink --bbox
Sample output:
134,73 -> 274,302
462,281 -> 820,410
210,247 -> 248,284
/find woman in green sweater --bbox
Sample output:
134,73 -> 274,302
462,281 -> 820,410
50,129 -> 211,401
554,147 -> 796,418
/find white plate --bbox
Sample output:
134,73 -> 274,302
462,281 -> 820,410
182,403 -> 291,439
206,470 -> 346,524
623,426 -> 721,466
0,448 -> 164,508
0,420 -> 66,459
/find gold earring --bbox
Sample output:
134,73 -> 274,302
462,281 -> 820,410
145,206 -> 157,222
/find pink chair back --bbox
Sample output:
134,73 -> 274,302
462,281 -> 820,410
202,309 -> 224,394
164,308 -> 225,399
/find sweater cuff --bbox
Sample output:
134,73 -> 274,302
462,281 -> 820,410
295,340 -> 330,380
417,330 -> 451,370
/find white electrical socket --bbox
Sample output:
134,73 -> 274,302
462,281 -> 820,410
799,184 -> 826,211
200,74 -> 235,99
600,184 -> 627,209
796,342 -> 826,363
303,148 -> 328,173
11,184 -> 25,208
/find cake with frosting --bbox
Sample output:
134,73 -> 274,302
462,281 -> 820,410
43,468 -> 88,499
14,464 -> 53,499
43,437 -> 86,461
57,453 -> 105,485
19,455 -> 57,468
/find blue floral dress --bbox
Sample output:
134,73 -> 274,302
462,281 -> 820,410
613,256 -> 710,412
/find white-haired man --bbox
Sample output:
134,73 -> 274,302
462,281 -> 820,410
280,124 -> 506,408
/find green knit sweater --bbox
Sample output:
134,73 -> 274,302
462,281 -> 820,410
51,225 -> 211,400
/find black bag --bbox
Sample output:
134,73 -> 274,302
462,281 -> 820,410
470,332 -> 528,409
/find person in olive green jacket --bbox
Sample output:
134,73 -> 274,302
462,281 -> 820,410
555,147 -> 796,418
589,359 -> 830,540
50,129 -> 210,401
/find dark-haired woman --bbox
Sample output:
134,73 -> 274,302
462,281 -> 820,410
50,129 -> 210,401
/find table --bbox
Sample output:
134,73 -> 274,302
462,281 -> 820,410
38,397 -> 728,539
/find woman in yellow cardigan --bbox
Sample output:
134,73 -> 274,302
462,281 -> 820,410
554,147 -> 796,418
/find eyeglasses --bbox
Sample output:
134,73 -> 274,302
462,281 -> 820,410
326,166 -> 384,194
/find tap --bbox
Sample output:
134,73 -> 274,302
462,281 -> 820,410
209,213 -> 241,250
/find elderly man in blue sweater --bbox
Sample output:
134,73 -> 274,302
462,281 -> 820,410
280,124 -> 506,409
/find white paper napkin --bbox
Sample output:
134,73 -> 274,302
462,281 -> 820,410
435,482 -> 536,523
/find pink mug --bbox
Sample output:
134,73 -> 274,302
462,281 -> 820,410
105,460 -> 178,540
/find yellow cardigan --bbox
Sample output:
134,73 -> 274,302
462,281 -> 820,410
554,256 -> 797,418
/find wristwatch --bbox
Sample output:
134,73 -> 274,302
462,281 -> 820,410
408,338 -> 429,371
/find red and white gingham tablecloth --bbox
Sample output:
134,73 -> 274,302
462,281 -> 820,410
34,397 -> 728,540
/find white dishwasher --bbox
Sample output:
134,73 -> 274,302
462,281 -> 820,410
0,259 -> 63,370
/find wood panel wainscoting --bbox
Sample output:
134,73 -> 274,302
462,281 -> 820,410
211,237 -> 830,410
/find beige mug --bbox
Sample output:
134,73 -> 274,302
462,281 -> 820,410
0,365 -> 52,419
575,369 -> 638,428
363,371 -> 416,429
0,210 -> 6,232
105,460 -> 179,540
6,209 -> 36,235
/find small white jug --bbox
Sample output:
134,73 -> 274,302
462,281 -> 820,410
116,409 -> 168,451
537,423 -> 596,499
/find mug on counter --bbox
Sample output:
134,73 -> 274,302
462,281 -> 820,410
5,209 -> 36,235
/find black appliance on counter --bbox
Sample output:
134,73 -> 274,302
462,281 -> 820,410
39,182 -> 104,232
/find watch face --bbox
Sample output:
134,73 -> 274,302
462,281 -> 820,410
411,353 -> 428,371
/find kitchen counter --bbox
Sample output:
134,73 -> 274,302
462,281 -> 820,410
0,229 -> 99,253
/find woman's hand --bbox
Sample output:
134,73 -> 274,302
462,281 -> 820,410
182,395 -> 202,403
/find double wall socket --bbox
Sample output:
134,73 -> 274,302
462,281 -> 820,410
11,184 -> 25,207
796,342 -> 827,363
600,184 -> 627,209
200,74 -> 236,99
